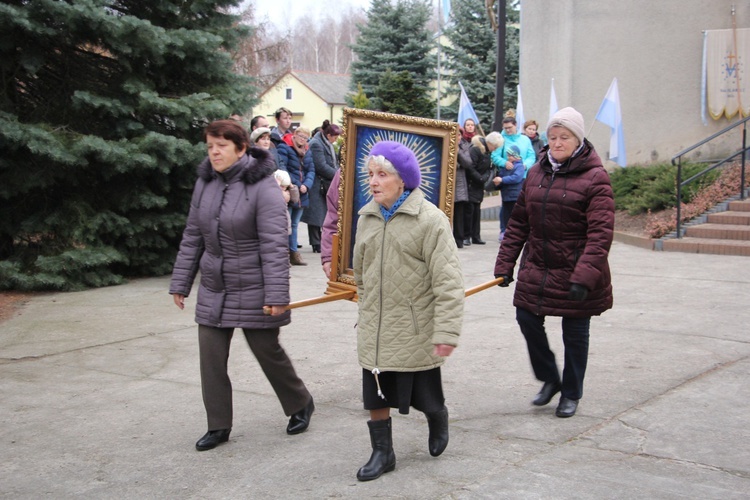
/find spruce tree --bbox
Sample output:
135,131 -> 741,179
0,0 -> 257,291
351,84 -> 372,109
442,0 -> 519,128
376,69 -> 434,117
350,0 -> 435,115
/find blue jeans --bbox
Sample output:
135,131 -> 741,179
288,206 -> 304,252
516,307 -> 591,400
499,200 -> 516,233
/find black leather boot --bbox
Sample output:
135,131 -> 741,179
356,418 -> 396,481
425,406 -> 449,457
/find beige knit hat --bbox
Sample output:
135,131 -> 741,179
250,126 -> 271,144
547,107 -> 585,145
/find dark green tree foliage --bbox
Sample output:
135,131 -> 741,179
0,0 -> 257,290
351,83 -> 371,109
350,0 -> 435,115
442,0 -> 519,128
376,69 -> 434,117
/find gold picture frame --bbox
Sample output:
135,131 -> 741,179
326,108 -> 459,297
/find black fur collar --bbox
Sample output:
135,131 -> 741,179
197,147 -> 276,184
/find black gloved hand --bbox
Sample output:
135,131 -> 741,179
568,283 -> 589,301
495,275 -> 513,287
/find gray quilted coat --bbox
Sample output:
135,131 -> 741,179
353,189 -> 464,372
169,148 -> 291,329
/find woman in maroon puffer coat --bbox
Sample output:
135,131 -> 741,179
494,107 -> 614,419
170,120 -> 314,452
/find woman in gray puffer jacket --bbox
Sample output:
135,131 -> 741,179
170,120 -> 314,452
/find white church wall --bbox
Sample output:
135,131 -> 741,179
519,0 -> 749,166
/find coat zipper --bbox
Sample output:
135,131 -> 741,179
372,213 -> 389,400
537,171 -> 555,313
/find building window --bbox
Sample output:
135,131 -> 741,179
285,88 -> 293,100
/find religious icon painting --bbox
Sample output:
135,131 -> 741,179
326,108 -> 459,294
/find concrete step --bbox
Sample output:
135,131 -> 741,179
728,199 -> 750,212
706,211 -> 750,225
661,237 -> 750,256
685,223 -> 750,240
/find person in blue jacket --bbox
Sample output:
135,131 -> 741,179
277,126 -> 315,265
486,137 -> 526,241
501,115 -> 536,177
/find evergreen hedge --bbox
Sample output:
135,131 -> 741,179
610,163 -> 720,215
0,0 -> 257,291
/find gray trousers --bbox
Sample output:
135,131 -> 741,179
198,325 -> 311,431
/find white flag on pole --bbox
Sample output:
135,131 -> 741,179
457,81 -> 480,128
515,85 -> 525,129
595,77 -> 627,167
548,78 -> 558,123
442,0 -> 451,24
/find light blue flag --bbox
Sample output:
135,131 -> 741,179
442,0 -> 451,24
515,85 -> 525,129
458,82 -> 479,128
595,77 -> 627,167
548,78 -> 558,123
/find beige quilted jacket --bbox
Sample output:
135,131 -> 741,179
353,189 -> 464,373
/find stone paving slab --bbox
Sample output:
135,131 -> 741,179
1,221 -> 749,498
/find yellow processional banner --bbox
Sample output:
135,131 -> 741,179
704,28 -> 750,120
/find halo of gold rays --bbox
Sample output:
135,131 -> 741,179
355,128 -> 441,206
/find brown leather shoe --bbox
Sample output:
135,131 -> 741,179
290,251 -> 307,266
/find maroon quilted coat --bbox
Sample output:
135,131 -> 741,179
169,148 -> 291,329
494,140 -> 614,318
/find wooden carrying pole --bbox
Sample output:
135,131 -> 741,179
266,277 -> 504,314
263,290 -> 355,314
464,276 -> 505,297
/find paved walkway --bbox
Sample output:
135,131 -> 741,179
2,221 -> 749,499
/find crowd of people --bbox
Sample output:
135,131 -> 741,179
168,106 -> 615,481
245,108 -> 343,267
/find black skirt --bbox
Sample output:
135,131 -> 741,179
362,367 -> 444,415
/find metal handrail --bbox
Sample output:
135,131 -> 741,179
670,116 -> 749,238
671,115 -> 750,160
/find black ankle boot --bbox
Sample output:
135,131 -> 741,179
286,398 -> 314,435
356,418 -> 396,481
195,429 -> 231,451
426,406 -> 449,457
532,380 -> 562,406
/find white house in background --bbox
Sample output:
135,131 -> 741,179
253,71 -> 351,131
519,0 -> 749,166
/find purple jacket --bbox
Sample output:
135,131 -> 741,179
494,140 -> 614,318
321,169 -> 341,266
169,148 -> 291,329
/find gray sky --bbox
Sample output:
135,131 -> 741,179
246,0 -> 371,28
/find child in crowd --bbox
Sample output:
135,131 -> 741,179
490,144 -> 525,241
273,169 -> 299,235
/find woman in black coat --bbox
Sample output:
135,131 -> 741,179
301,120 -> 342,253
464,134 -> 493,244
